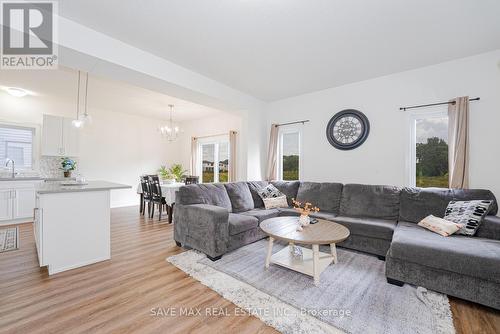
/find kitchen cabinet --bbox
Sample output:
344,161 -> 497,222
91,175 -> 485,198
0,181 -> 41,223
41,114 -> 79,157
0,189 -> 13,221
13,187 -> 37,219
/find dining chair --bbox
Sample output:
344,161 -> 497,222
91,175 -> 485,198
184,176 -> 199,185
140,175 -> 153,216
148,175 -> 167,220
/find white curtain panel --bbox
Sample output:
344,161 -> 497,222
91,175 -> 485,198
448,96 -> 470,188
190,137 -> 198,177
266,124 -> 279,181
229,130 -> 237,182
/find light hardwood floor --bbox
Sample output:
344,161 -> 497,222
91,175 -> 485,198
1,206 -> 499,334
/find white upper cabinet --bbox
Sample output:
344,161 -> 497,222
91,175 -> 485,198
41,115 -> 79,157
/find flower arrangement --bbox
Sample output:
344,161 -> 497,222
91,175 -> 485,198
292,199 -> 320,230
292,199 -> 320,216
60,157 -> 76,177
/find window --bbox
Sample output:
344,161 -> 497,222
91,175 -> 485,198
0,124 -> 34,169
410,112 -> 449,188
199,136 -> 229,183
278,128 -> 300,181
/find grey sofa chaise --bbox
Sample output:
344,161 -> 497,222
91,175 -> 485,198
173,181 -> 500,309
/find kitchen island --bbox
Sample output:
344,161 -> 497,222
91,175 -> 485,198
34,181 -> 130,275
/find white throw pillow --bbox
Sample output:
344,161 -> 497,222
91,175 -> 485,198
262,195 -> 288,209
418,215 -> 463,237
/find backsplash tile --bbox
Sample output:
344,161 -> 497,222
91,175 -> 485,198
39,156 -> 79,178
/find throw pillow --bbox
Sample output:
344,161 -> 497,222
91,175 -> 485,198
418,215 -> 463,237
257,184 -> 283,199
263,195 -> 288,209
444,200 -> 494,236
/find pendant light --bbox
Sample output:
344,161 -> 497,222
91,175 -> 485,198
72,71 -> 92,128
159,104 -> 180,141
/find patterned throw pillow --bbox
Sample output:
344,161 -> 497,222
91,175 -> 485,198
418,215 -> 463,237
262,196 -> 288,209
257,184 -> 283,199
444,200 -> 494,236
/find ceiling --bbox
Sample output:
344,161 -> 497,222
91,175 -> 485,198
0,67 -> 224,121
59,0 -> 500,101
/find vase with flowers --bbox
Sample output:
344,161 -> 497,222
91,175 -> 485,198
292,199 -> 320,229
60,157 -> 76,178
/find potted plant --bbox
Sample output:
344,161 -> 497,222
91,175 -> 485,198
168,164 -> 187,182
158,165 -> 175,184
60,157 -> 76,178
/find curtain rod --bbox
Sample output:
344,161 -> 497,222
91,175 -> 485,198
400,97 -> 480,111
276,120 -> 310,127
192,131 -> 236,140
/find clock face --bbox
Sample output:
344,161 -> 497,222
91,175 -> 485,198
326,110 -> 370,150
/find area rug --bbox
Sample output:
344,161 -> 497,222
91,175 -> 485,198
0,226 -> 19,253
167,240 -> 455,334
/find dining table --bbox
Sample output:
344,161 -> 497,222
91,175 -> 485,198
136,181 -> 184,223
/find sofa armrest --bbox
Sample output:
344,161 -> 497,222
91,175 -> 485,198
173,204 -> 229,258
476,215 -> 500,240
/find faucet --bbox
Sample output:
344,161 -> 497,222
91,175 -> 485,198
5,159 -> 15,178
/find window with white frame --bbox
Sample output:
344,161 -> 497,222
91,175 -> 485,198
278,127 -> 300,181
0,124 -> 35,169
409,112 -> 449,188
198,135 -> 229,183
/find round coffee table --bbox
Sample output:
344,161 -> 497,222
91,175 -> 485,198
260,216 -> 350,285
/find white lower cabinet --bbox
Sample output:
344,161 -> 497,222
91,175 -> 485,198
0,181 -> 41,224
0,189 -> 13,221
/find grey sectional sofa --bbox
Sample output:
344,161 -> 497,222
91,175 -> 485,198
173,181 -> 500,309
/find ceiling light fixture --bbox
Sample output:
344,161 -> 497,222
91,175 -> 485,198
159,104 -> 180,142
6,87 -> 28,97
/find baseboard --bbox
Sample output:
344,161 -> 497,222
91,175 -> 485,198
47,256 -> 111,275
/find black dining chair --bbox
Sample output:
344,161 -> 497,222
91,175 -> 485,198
140,175 -> 153,216
184,176 -> 199,185
148,175 -> 167,220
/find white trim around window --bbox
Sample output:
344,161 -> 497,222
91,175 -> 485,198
407,110 -> 448,187
277,125 -> 302,181
197,134 -> 230,183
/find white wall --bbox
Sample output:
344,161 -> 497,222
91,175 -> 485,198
266,50 -> 500,198
0,96 -> 178,207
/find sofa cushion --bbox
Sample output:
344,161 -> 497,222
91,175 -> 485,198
247,181 -> 269,208
296,182 -> 343,213
476,215 -> 500,240
399,187 -> 498,223
228,213 -> 259,236
277,207 -> 300,217
340,184 -> 401,220
177,184 -> 232,211
224,182 -> 254,213
334,216 -> 397,240
271,181 -> 300,206
309,211 -> 338,221
388,221 -> 500,283
241,208 -> 280,222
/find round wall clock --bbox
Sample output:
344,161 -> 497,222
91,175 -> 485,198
326,109 -> 370,150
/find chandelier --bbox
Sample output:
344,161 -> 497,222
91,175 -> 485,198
159,104 -> 180,141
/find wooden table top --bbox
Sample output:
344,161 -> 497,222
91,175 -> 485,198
260,216 -> 350,245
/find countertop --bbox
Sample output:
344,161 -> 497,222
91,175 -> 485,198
35,181 -> 131,194
0,177 -> 76,182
